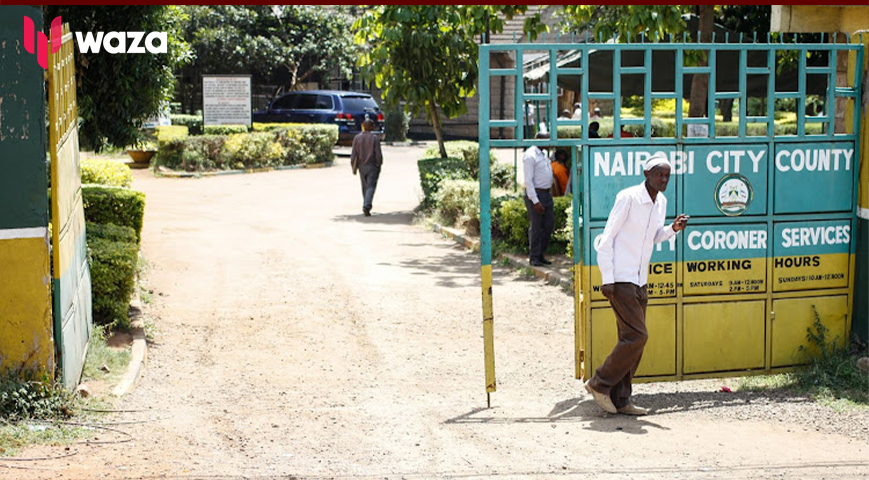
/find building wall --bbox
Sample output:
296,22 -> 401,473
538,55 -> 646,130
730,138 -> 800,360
0,7 -> 55,377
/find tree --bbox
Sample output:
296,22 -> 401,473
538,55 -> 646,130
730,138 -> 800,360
176,5 -> 356,113
353,6 -> 543,158
44,6 -> 191,151
557,5 -> 713,119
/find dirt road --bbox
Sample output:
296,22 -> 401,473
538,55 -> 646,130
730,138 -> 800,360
5,145 -> 867,479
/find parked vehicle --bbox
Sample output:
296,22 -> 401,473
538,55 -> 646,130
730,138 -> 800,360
253,90 -> 384,145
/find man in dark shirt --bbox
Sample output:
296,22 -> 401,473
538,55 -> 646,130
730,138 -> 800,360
351,119 -> 383,216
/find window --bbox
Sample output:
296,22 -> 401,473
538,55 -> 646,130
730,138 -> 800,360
294,94 -> 319,109
316,95 -> 334,110
272,94 -> 296,109
341,96 -> 379,111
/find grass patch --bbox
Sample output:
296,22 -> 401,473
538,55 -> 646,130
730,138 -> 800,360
737,307 -> 869,412
0,327 -> 129,456
81,326 -> 131,387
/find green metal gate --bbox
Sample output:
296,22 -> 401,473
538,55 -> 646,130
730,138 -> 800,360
478,34 -> 864,399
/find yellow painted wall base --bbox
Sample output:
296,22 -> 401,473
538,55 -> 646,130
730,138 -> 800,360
0,237 -> 53,375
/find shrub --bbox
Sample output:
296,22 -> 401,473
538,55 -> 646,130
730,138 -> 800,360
87,236 -> 138,328
204,125 -> 249,135
435,179 -> 480,227
180,135 -> 230,171
495,196 -> 529,247
423,141 -> 497,181
155,124 -> 337,171
86,222 -> 137,244
437,179 -> 510,235
251,122 -> 299,132
170,114 -> 203,135
0,372 -> 76,421
417,157 -> 467,209
81,158 -> 132,188
82,185 -> 146,243
384,105 -> 411,142
154,125 -> 189,169
221,132 -> 286,169
495,194 -> 574,256
289,124 -> 339,164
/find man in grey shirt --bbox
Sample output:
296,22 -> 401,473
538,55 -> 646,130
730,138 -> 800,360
351,119 -> 383,217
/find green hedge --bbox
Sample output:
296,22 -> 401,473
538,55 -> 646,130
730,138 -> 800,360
82,185 -> 146,243
495,194 -> 573,255
81,158 -> 132,188
272,125 -> 339,164
154,124 -> 338,171
417,157 -> 467,209
86,235 -> 138,328
418,141 -> 513,211
170,114 -> 203,135
223,132 -> 286,169
86,221 -> 137,244
204,125 -> 249,135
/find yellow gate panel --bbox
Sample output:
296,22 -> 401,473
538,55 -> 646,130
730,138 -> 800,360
771,295 -> 848,368
683,301 -> 765,374
0,237 -> 53,374
589,305 -> 676,378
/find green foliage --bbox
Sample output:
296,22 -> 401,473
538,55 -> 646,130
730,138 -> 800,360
204,125 -> 249,135
791,307 -> 869,405
434,179 -> 480,227
557,5 -> 687,42
44,6 -> 192,151
417,157 -> 467,209
87,236 -> 138,328
86,222 -> 137,244
251,122 -> 302,132
272,125 -> 338,165
495,195 -> 574,256
222,132 -> 286,169
421,140 -> 511,189
495,196 -> 529,248
178,135 -> 230,171
0,372 -> 76,422
353,6 -> 537,157
154,124 -> 337,171
82,185 -> 146,243
80,158 -> 133,188
176,6 -> 356,112
170,114 -> 203,135
86,223 -> 139,328
384,105 -> 411,142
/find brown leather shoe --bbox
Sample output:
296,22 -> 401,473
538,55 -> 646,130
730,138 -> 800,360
584,380 -> 617,414
617,403 -> 650,416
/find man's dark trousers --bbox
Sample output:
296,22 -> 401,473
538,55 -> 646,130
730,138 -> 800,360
359,163 -> 380,212
524,188 -> 555,262
589,283 -> 649,409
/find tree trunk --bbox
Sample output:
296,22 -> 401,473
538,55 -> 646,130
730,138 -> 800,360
428,100 -> 447,158
688,5 -> 714,119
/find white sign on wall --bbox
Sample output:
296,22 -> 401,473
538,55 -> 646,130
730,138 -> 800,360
202,75 -> 252,126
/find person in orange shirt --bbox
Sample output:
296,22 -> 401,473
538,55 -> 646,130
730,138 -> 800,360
550,148 -> 569,197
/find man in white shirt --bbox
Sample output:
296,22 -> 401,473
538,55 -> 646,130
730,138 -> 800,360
585,152 -> 689,415
523,131 -> 554,267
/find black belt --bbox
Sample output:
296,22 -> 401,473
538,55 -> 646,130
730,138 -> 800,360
535,188 -> 551,192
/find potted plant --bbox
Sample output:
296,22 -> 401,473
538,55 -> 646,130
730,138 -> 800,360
126,139 -> 157,166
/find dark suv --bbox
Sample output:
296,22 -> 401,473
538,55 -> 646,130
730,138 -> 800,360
253,90 -> 384,145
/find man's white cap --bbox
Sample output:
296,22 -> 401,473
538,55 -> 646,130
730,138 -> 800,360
643,152 -> 671,171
